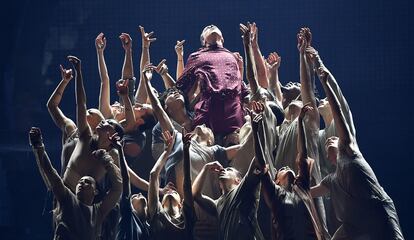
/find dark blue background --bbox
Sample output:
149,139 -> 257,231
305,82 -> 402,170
1,0 -> 413,239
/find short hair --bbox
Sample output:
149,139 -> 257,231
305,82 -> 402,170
227,167 -> 242,180
200,24 -> 219,46
107,119 -> 124,139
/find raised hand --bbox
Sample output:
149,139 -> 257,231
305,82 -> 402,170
108,132 -> 123,149
116,79 -> 129,96
175,40 -> 185,57
162,130 -> 175,153
251,100 -> 265,114
60,64 -> 73,82
119,33 -> 132,51
139,26 -> 156,48
154,59 -> 168,76
67,55 -> 81,71
250,22 -> 259,48
299,103 -> 314,120
204,161 -> 224,173
300,27 -> 312,47
239,23 -> 252,46
266,52 -> 281,72
297,31 -> 307,54
142,64 -> 155,82
95,32 -> 106,51
29,127 -> 43,148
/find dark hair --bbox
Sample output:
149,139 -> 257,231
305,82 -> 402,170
138,113 -> 157,132
267,101 -> 285,126
107,119 -> 124,140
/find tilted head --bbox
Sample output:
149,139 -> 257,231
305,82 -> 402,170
193,124 -> 215,146
76,176 -> 98,205
161,87 -> 185,117
275,166 -> 295,189
281,82 -> 301,109
325,136 -> 339,165
96,119 -> 124,146
131,193 -> 148,218
86,108 -> 105,132
161,189 -> 182,212
134,103 -> 156,131
200,25 -> 224,47
284,100 -> 303,121
218,167 -> 242,193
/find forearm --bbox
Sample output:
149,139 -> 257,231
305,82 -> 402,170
269,70 -> 283,104
97,51 -> 113,119
183,146 -> 193,206
252,126 -> 266,168
161,73 -> 176,89
300,53 -> 317,107
144,80 -> 173,132
75,69 -> 89,132
135,46 -> 150,103
321,80 -> 352,145
176,57 -> 184,80
148,151 -> 168,218
297,118 -> 308,158
128,166 -> 149,191
100,163 -> 122,218
244,43 -> 258,94
260,172 -> 276,208
252,46 -> 268,88
122,49 -> 134,80
118,147 -> 131,197
192,167 -> 207,198
32,146 -> 66,199
121,94 -> 136,133
47,79 -> 71,130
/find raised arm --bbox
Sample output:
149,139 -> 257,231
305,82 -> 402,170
96,33 -> 114,119
68,56 -> 91,137
192,161 -> 221,216
116,79 -> 136,133
296,105 -> 313,189
148,131 -> 175,219
318,67 -> 354,150
251,101 -> 266,169
182,131 -> 195,211
298,28 -> 318,116
29,127 -> 68,202
142,65 -> 174,133
250,23 -> 269,88
46,65 -> 77,138
154,59 -> 176,89
175,40 -> 185,80
266,52 -> 283,106
109,133 -> 130,198
240,23 -> 259,95
120,33 -> 135,104
96,150 -> 122,220
135,26 -> 156,104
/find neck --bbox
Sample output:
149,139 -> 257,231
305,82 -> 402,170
165,205 -> 180,218
77,196 -> 93,206
172,109 -> 191,129
206,40 -> 223,48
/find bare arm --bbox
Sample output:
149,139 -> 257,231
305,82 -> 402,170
68,56 -> 91,137
148,131 -> 175,219
155,59 -> 176,89
142,66 -> 174,133
267,52 -> 283,106
318,67 -> 354,150
298,29 -> 318,111
120,33 -> 134,80
310,183 -> 329,198
98,161 -> 122,220
240,23 -> 259,95
175,40 -> 185,80
96,33 -> 114,119
116,80 -> 136,133
29,128 -> 68,202
46,65 -> 77,137
224,144 -> 241,161
183,132 -> 194,211
250,23 -> 269,88
296,105 -> 312,189
192,162 -> 220,216
135,26 -> 156,104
